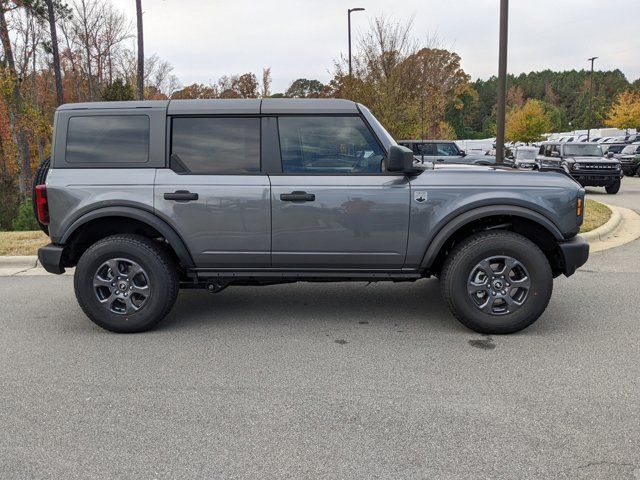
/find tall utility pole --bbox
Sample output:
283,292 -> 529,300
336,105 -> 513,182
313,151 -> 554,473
495,0 -> 509,164
136,0 -> 144,100
348,8 -> 365,77
587,56 -> 598,141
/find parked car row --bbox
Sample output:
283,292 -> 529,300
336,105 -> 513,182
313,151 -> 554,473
555,133 -> 639,144
400,139 -> 625,194
397,140 -> 496,165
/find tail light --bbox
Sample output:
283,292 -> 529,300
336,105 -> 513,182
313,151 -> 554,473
35,185 -> 49,225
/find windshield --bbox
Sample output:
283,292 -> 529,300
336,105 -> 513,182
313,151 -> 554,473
563,144 -> 604,157
607,145 -> 625,154
358,104 -> 396,149
621,145 -> 637,154
515,149 -> 537,160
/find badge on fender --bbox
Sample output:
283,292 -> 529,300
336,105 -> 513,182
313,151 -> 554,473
414,191 -> 427,203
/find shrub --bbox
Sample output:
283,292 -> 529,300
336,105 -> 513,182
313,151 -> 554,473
11,201 -> 40,231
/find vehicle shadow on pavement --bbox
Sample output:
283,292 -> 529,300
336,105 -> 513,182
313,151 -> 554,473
159,278 -> 463,333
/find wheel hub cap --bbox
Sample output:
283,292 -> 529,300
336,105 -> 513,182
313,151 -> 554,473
93,258 -> 150,315
467,256 -> 531,315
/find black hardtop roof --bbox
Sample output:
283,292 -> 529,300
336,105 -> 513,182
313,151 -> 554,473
57,98 -> 360,115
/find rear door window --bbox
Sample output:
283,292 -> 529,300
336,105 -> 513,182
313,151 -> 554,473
66,115 -> 149,163
170,117 -> 260,174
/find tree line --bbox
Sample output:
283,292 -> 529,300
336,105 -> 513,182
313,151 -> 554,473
1,2 -> 639,230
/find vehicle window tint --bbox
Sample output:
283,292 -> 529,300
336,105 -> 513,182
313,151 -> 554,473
538,146 -> 545,155
418,143 -> 437,155
171,117 -> 260,174
436,143 -> 459,156
66,115 -> 149,163
278,116 -> 385,174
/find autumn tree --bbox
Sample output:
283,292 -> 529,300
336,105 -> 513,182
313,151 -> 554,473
0,1 -> 33,196
605,89 -> 640,130
261,67 -> 271,98
101,78 -> 134,101
329,17 -> 470,140
171,83 -> 218,99
505,99 -> 552,143
285,78 -> 326,98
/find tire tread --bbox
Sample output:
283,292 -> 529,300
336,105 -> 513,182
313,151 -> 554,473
440,230 -> 552,334
75,234 -> 179,333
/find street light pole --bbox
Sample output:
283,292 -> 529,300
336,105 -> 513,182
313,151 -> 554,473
587,56 -> 598,141
348,8 -> 365,77
495,0 -> 509,164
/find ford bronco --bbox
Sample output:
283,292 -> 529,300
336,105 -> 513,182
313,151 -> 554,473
35,99 -> 589,334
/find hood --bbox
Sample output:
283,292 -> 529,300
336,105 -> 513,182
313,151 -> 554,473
416,162 -> 581,190
565,156 -> 620,164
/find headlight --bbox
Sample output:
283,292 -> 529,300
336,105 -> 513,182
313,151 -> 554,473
615,164 -> 621,170
572,163 -> 581,170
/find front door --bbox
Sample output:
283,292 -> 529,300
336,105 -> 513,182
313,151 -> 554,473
270,115 -> 410,269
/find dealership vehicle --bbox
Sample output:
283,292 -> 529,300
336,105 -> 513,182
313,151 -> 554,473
505,146 -> 539,169
537,142 -> 623,194
601,143 -> 626,156
618,143 -> 640,176
35,99 -> 589,334
397,140 -> 496,165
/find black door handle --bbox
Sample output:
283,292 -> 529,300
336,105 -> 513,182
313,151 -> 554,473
164,190 -> 199,202
280,191 -> 315,202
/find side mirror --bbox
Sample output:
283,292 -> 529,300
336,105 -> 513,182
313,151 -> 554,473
459,149 -> 467,157
607,152 -> 614,158
386,145 -> 416,173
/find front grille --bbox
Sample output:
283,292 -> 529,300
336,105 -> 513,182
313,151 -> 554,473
577,163 -> 618,170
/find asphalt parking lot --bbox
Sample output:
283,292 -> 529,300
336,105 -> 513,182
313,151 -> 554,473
1,178 -> 639,479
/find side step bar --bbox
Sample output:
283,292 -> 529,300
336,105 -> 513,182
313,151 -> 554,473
187,269 -> 423,282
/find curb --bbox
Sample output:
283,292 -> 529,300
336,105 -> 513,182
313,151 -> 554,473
580,203 -> 640,253
580,203 -> 621,242
0,255 -> 38,269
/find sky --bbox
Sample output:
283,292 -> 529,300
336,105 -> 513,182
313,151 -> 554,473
111,0 -> 640,93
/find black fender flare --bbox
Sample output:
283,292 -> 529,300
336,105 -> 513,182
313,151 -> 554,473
420,205 -> 564,270
60,206 -> 195,268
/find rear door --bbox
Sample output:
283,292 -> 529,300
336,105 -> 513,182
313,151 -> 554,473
154,116 -> 270,268
269,115 -> 410,269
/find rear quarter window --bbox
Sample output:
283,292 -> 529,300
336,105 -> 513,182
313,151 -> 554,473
66,115 -> 150,164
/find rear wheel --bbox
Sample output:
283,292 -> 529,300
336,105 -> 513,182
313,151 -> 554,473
74,234 -> 179,333
440,231 -> 553,334
605,179 -> 621,194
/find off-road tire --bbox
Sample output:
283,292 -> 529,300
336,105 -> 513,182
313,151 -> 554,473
605,180 -> 621,194
74,234 -> 179,333
31,157 -> 50,234
440,230 -> 553,334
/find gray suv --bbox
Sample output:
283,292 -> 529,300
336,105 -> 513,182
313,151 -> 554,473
35,99 -> 589,334
537,142 -> 623,194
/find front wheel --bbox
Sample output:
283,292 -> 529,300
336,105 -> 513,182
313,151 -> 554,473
74,234 -> 179,333
440,231 -> 553,334
605,179 -> 621,194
